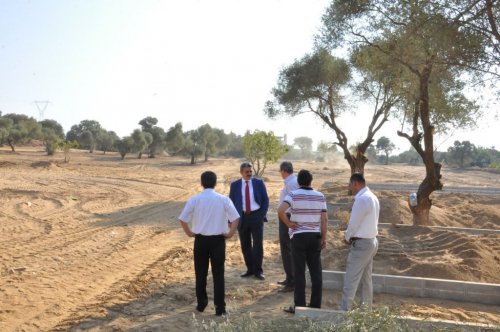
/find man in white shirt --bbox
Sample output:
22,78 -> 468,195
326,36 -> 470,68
277,161 -> 300,292
340,173 -> 379,311
179,171 -> 240,316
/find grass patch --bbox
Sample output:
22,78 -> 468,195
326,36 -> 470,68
192,306 -> 416,332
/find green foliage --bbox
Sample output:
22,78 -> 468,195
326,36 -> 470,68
447,140 -> 477,168
139,116 -> 166,158
317,141 -> 337,154
294,136 -> 313,151
390,147 -> 424,166
266,48 -> 350,120
191,307 -> 415,332
96,130 -> 119,154
214,128 -> 230,155
0,113 -> 42,152
42,127 -> 62,155
319,0 -> 499,223
198,124 -> 219,161
165,122 -> 186,156
59,140 -> 79,162
39,119 -> 64,139
242,130 -> 287,177
66,120 -> 103,153
225,132 -> 245,158
183,130 -> 205,165
376,136 -> 396,165
114,137 -> 134,160
131,129 -> 153,159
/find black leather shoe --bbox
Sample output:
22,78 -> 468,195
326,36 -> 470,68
277,279 -> 289,285
196,301 -> 208,312
215,309 -> 227,316
255,273 -> 265,280
283,306 -> 295,314
240,271 -> 253,278
278,285 -> 294,293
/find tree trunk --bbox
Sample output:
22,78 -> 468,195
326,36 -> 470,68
410,176 -> 435,226
347,150 -> 368,175
410,198 -> 431,225
411,65 -> 443,226
190,155 -> 195,165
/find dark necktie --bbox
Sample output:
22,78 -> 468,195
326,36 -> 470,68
245,180 -> 251,214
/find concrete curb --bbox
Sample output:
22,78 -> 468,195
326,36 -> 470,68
327,220 -> 500,235
294,307 -> 499,331
322,271 -> 500,305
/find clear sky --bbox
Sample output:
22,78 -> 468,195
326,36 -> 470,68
1,0 -> 498,152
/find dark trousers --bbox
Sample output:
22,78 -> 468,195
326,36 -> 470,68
279,214 -> 294,285
238,213 -> 264,276
194,234 -> 226,312
291,232 -> 322,308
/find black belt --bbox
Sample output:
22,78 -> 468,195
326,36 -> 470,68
350,237 -> 363,241
195,234 -> 225,239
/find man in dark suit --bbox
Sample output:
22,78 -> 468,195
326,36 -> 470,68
229,162 -> 269,280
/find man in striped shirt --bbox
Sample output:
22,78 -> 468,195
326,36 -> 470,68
278,169 -> 328,313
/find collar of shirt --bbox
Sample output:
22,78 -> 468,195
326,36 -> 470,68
354,186 -> 369,198
284,173 -> 296,184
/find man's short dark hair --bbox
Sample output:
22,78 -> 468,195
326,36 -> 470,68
280,161 -> 293,174
350,172 -> 366,185
240,162 -> 252,171
201,171 -> 217,188
297,169 -> 313,186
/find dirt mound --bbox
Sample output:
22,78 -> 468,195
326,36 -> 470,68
323,226 -> 500,283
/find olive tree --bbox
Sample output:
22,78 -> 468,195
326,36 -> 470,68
265,48 -> 400,174
376,136 -> 396,165
319,0 -> 498,225
0,114 -> 42,152
242,130 -> 287,177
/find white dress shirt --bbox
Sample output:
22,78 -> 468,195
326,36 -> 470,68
179,188 -> 240,235
240,178 -> 260,211
344,186 -> 379,241
277,173 -> 300,213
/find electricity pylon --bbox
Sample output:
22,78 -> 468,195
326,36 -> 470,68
33,101 -> 50,121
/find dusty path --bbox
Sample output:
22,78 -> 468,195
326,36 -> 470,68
0,148 -> 499,331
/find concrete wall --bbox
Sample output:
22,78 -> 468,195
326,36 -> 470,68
327,220 -> 500,235
322,271 -> 500,305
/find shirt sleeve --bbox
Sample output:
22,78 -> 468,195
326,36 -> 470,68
225,197 -> 241,222
178,198 -> 194,223
321,194 -> 327,212
283,194 -> 292,207
345,196 -> 368,240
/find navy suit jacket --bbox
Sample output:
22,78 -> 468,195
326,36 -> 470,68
229,177 -> 269,222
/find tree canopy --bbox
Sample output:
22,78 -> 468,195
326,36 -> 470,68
318,0 -> 499,225
242,130 -> 287,177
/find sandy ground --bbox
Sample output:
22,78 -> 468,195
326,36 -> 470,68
0,147 -> 499,331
